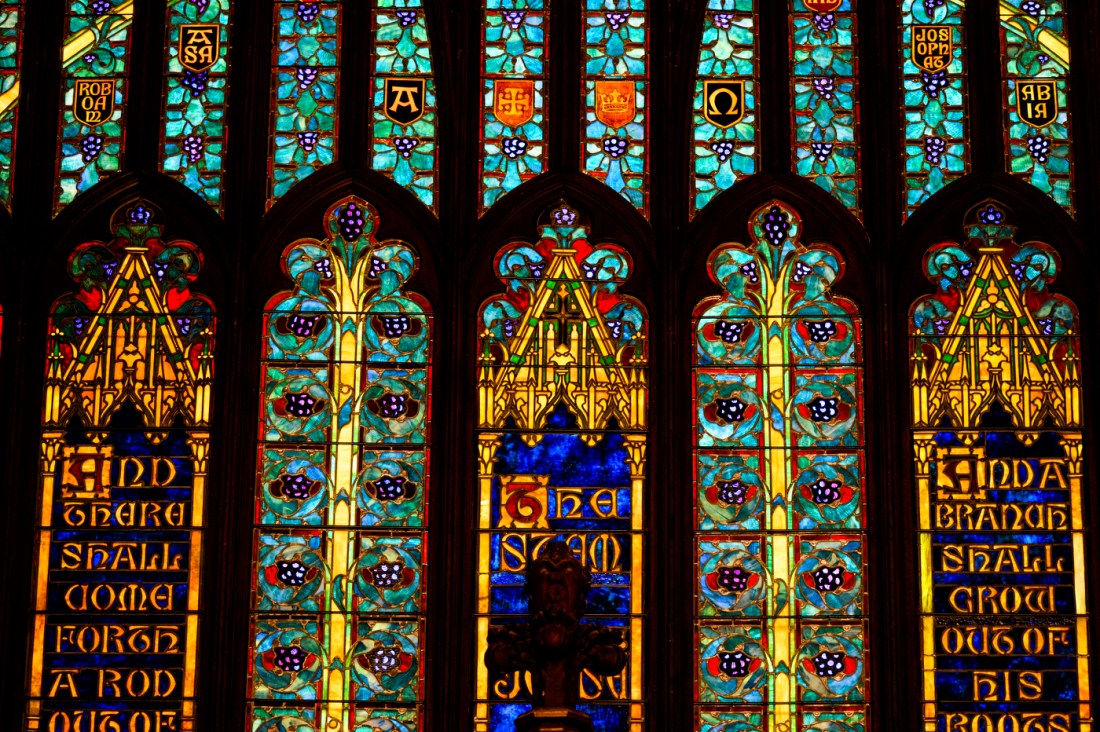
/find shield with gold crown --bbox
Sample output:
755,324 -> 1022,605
594,80 -> 636,129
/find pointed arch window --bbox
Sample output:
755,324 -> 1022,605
249,198 -> 432,731
693,201 -> 868,729
691,0 -> 759,217
900,0 -> 970,219
25,203 -> 216,732
55,0 -> 134,212
475,203 -> 648,730
0,0 -> 25,210
479,0 -> 549,213
910,202 -> 1091,730
160,0 -> 232,212
790,0 -> 861,216
583,1 -> 649,215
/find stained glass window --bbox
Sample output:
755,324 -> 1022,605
790,0 -> 860,216
480,0 -> 548,214
910,201 -> 1091,732
475,203 -> 648,731
160,0 -> 231,212
0,0 -> 24,210
1000,0 -> 1072,211
901,0 -> 970,219
583,1 -> 648,215
25,203 -> 215,732
267,1 -> 341,208
692,0 -> 758,217
56,0 -> 134,213
250,198 -> 431,731
372,0 -> 438,211
693,201 -> 868,730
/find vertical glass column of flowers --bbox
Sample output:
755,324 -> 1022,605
1001,0 -> 1073,211
583,0 -> 648,215
0,0 -> 24,209
692,0 -> 758,217
251,198 -> 431,732
693,202 -> 868,732
267,1 -> 341,209
790,0 -> 860,217
479,0 -> 549,214
160,0 -> 231,213
55,0 -> 133,213
900,0 -> 969,219
371,0 -> 437,211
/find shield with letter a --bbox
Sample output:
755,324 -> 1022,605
73,79 -> 115,127
179,24 -> 220,73
383,78 -> 426,125
703,80 -> 745,129
912,25 -> 953,74
494,80 -> 536,128
1017,80 -> 1059,128
594,80 -> 636,129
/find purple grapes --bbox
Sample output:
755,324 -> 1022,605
811,142 -> 834,163
805,320 -> 837,343
762,206 -> 791,247
924,136 -> 946,165
923,0 -> 945,15
369,257 -> 386,278
793,261 -> 813,282
276,473 -> 316,500
605,11 -> 630,31
813,77 -> 835,101
808,398 -> 839,422
189,0 -> 210,13
713,12 -> 735,30
719,651 -> 752,678
127,204 -> 152,225
378,394 -> 408,419
1027,135 -> 1052,164
978,204 -> 1004,225
394,136 -> 419,159
741,262 -> 760,283
502,10 -> 526,29
552,205 -> 578,226
1021,0 -> 1042,16
602,137 -> 628,158
810,479 -> 843,504
338,203 -> 367,241
182,135 -> 204,163
315,257 -> 334,279
373,476 -> 407,501
285,392 -> 320,418
502,137 -> 528,160
716,566 -> 750,593
370,562 -> 403,588
182,70 -> 208,97
714,321 -> 745,344
90,0 -> 112,17
296,67 -> 318,89
715,398 -> 748,423
922,70 -> 948,99
812,13 -> 836,34
710,140 -> 734,163
810,652 -> 847,678
297,131 -> 319,152
274,646 -> 308,673
380,316 -> 411,338
812,565 -> 845,593
395,10 -> 418,27
367,647 -> 399,674
276,560 -> 309,587
80,135 -> 105,163
717,481 -> 747,505
296,2 -> 320,24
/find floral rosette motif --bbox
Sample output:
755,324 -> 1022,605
699,715 -> 764,732
256,534 -> 327,612
699,629 -> 767,702
700,546 -> 767,616
253,710 -> 316,732
360,372 -> 427,443
698,375 -> 767,447
697,303 -> 762,366
354,538 -> 422,613
350,625 -> 420,702
363,243 -> 429,363
253,620 -> 325,699
356,452 -> 426,527
265,369 -> 332,442
791,374 -> 859,447
794,543 -> 863,616
790,301 -> 856,365
261,449 -> 328,525
793,457 -> 861,530
796,629 -> 864,701
355,715 -> 416,732
268,295 -> 335,361
698,455 -> 765,530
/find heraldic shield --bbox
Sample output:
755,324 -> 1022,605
803,0 -> 842,10
383,78 -> 426,125
179,24 -> 220,74
1017,80 -> 1059,128
494,80 -> 536,128
594,80 -> 636,130
703,80 -> 745,129
73,80 -> 115,127
912,25 -> 952,74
